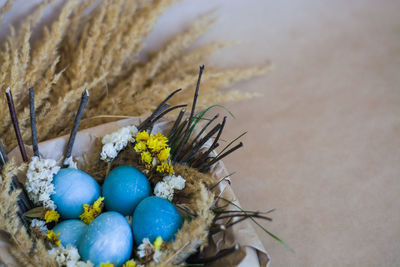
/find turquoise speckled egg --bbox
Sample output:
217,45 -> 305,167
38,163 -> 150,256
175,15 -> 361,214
132,196 -> 182,244
52,219 -> 88,247
78,211 -> 133,267
51,168 -> 100,219
102,165 -> 151,216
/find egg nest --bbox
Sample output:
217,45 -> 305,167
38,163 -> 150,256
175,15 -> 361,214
0,131 -> 220,267
80,131 -> 217,266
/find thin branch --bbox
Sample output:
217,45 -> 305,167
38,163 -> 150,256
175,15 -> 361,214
186,244 -> 239,264
188,65 -> 204,130
217,131 -> 247,158
173,65 -> 204,161
138,88 -> 182,131
29,88 -> 39,157
191,113 -> 219,146
6,88 -> 28,162
213,208 -> 276,215
215,213 -> 272,221
169,120 -> 188,149
210,217 -> 249,235
168,108 -> 185,139
191,116 -> 226,165
64,90 -> 89,161
219,197 -> 294,252
209,172 -> 235,191
138,103 -> 169,131
210,116 -> 226,150
199,142 -> 243,172
153,88 -> 182,116
177,123 -> 221,163
150,104 -> 187,125
183,142 -> 218,165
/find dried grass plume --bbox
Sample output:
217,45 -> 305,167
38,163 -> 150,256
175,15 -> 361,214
0,0 -> 269,152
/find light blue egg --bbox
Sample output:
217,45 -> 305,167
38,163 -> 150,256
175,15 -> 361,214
132,196 -> 182,245
102,165 -> 151,216
51,168 -> 100,219
52,219 -> 88,247
78,211 -> 133,267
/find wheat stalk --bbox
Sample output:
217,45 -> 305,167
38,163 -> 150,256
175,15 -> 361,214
0,0 -> 269,153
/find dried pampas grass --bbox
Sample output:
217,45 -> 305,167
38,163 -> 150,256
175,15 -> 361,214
0,160 -> 57,266
0,0 -> 269,153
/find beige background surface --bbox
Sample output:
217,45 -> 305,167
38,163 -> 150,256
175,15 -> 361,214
148,1 -> 400,266
2,0 -> 400,266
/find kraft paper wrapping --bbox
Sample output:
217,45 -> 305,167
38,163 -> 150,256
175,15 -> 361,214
4,118 -> 270,267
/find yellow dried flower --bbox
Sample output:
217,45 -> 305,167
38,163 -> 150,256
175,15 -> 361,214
156,162 -> 174,175
141,151 -> 153,165
123,260 -> 137,267
136,131 -> 149,142
153,236 -> 163,250
134,141 -> 147,153
44,210 -> 60,223
157,147 -> 170,162
80,197 -> 104,224
146,134 -> 167,153
155,132 -> 168,143
46,230 -> 61,246
100,263 -> 114,267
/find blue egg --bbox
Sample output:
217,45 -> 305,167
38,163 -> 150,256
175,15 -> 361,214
78,211 -> 133,267
51,168 -> 100,219
132,196 -> 183,244
102,165 -> 151,216
52,219 -> 88,247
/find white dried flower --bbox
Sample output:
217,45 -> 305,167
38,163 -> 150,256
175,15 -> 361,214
25,156 -> 60,209
30,219 -> 48,235
76,261 -> 94,267
49,245 -> 80,266
49,245 -> 94,267
100,126 -> 138,161
154,174 -> 186,201
63,156 -> 78,169
154,182 -> 173,201
75,261 -> 94,267
137,238 -> 163,262
137,238 -> 153,258
153,249 -> 162,263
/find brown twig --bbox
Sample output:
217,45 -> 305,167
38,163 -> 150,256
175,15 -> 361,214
64,89 -> 89,161
178,123 -> 221,163
137,104 -> 169,132
169,120 -> 188,149
199,142 -> 243,172
190,116 -> 226,165
6,88 -> 28,162
150,104 -> 187,125
191,113 -> 219,146
215,213 -> 272,222
188,143 -> 220,167
172,65 -> 204,162
138,88 -> 182,131
153,88 -> 182,116
186,244 -> 239,264
168,108 -> 186,139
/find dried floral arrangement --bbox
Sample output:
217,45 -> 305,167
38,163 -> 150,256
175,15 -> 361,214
0,0 -> 269,154
0,67 -> 283,267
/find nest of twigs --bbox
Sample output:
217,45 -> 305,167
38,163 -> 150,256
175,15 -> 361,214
0,66 -> 274,266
